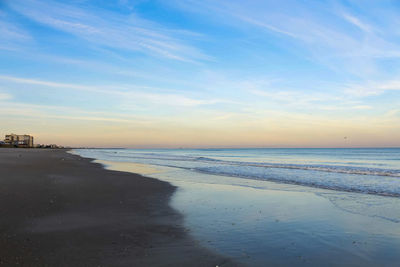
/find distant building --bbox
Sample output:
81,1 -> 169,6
4,134 -> 34,148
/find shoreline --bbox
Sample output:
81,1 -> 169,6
0,148 -> 235,266
90,154 -> 400,266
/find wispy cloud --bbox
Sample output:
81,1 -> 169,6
384,109 -> 400,118
235,15 -> 299,39
318,105 -> 372,111
6,0 -> 209,62
341,13 -> 372,33
0,92 -> 12,100
170,0 -> 400,77
0,75 -> 97,91
0,75 -> 228,107
249,88 -> 334,103
345,80 -> 400,97
0,101 -> 150,123
0,11 -> 32,50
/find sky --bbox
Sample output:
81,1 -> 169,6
1,0 -> 400,148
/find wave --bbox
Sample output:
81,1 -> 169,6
195,156 -> 223,162
194,166 -> 400,197
241,163 -> 400,177
72,149 -> 400,197
104,152 -> 400,178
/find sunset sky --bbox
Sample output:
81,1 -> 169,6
1,0 -> 400,148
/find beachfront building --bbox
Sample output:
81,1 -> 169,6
4,134 -> 34,147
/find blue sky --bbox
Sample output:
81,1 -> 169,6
1,0 -> 400,147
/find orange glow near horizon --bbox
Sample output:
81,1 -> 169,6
2,111 -> 398,148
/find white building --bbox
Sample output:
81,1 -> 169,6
4,134 -> 34,147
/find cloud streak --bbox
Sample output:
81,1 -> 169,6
6,0 -> 209,62
0,92 -> 12,100
345,80 -> 400,97
0,75 -> 228,107
171,0 -> 400,77
0,10 -> 32,51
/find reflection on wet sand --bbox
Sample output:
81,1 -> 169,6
98,160 -> 400,266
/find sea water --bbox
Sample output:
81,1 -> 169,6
72,148 -> 400,266
76,148 -> 400,196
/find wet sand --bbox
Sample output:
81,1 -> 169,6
97,159 -> 400,266
0,149 -> 235,266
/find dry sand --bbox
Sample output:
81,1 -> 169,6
0,148 -> 236,266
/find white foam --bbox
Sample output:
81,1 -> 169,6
72,148 -> 400,197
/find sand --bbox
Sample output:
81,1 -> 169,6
96,159 -> 400,266
0,148 -> 235,266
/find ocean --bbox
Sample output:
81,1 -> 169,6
72,148 -> 400,266
75,148 -> 400,197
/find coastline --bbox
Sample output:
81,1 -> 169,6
0,148 -> 235,266
86,150 -> 400,266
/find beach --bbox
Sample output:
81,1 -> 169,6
3,0 -> 400,266
75,148 -> 400,266
0,149 -> 234,266
2,147 -> 400,266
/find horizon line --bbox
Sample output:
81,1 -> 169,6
75,146 -> 400,149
